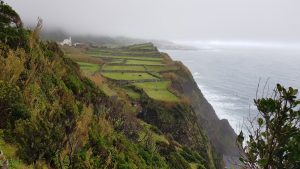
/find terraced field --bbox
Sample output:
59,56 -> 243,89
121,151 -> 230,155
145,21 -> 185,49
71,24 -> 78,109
133,81 -> 180,101
66,43 -> 181,102
102,65 -> 146,71
77,62 -> 100,75
125,59 -> 163,65
92,55 -> 164,61
145,65 -> 178,72
101,72 -> 158,81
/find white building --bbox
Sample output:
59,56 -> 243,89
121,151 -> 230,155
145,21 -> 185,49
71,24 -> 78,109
60,37 -> 72,46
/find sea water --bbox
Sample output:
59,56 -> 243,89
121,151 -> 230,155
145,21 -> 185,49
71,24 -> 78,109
162,47 -> 300,133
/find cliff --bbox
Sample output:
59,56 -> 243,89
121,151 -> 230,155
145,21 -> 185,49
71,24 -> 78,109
0,2 -> 238,168
168,60 -> 239,157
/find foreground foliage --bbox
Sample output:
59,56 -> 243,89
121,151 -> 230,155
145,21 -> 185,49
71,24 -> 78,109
237,84 -> 300,169
0,1 -> 222,168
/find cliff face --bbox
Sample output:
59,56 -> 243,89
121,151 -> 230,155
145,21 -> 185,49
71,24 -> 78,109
170,60 -> 239,157
138,99 -> 220,169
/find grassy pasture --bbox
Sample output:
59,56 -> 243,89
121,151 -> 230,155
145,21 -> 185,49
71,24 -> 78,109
99,84 -> 116,97
102,65 -> 145,71
133,81 -> 180,102
77,62 -> 100,75
85,49 -> 112,55
127,43 -> 157,51
108,59 -> 124,64
101,72 -> 158,81
93,55 -> 164,61
145,65 -> 178,72
125,60 -> 163,65
123,88 -> 141,100
144,90 -> 179,102
133,81 -> 170,90
62,46 -> 103,64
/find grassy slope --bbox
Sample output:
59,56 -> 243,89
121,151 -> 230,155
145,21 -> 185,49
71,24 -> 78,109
66,43 -> 221,169
125,59 -> 163,65
102,72 -> 158,81
103,65 -> 146,71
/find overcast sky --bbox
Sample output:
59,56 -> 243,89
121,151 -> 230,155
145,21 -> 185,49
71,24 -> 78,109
6,0 -> 300,43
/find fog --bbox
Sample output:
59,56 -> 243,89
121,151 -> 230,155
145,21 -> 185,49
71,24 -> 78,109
6,0 -> 300,44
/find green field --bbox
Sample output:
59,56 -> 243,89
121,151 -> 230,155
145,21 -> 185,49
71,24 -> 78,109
125,60 -> 163,65
133,81 -> 170,90
77,62 -> 100,74
93,55 -> 163,61
108,59 -> 124,63
101,72 -> 158,81
145,65 -> 178,72
144,89 -> 179,102
127,43 -> 157,51
85,49 -> 111,55
99,84 -> 116,97
102,65 -> 146,71
123,88 -> 141,100
133,81 -> 180,101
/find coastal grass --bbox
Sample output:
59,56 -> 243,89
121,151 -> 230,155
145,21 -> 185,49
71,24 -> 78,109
125,59 -> 163,65
101,72 -> 158,81
133,81 -> 180,102
139,121 -> 169,144
77,62 -> 100,74
62,46 -> 103,64
92,55 -> 163,61
128,43 -> 157,51
133,81 -> 170,90
123,88 -> 141,100
102,65 -> 146,71
99,84 -> 116,97
145,65 -> 179,72
108,59 -> 124,64
144,89 -> 179,102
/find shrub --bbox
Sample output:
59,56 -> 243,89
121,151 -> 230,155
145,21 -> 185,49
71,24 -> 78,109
237,84 -> 300,169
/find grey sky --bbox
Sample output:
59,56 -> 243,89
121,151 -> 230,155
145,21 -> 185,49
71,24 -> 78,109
6,0 -> 300,43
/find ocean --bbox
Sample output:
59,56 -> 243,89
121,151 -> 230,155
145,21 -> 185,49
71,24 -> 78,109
162,47 -> 300,133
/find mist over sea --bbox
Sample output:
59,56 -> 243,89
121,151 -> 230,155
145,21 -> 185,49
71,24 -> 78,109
162,45 -> 300,133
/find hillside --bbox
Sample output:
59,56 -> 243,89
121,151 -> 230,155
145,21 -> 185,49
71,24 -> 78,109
0,1 -> 237,169
63,41 -> 239,165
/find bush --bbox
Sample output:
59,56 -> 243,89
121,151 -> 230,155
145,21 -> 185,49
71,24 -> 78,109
237,84 -> 300,169
0,81 -> 28,129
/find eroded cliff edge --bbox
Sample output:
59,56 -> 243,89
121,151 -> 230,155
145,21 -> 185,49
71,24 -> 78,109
167,56 -> 239,157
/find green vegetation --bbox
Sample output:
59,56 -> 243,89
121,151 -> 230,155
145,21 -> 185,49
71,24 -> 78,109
145,65 -> 179,72
125,59 -> 163,65
134,81 -> 171,89
77,61 -> 99,74
123,87 -> 141,100
102,72 -> 158,81
102,65 -> 145,71
144,90 -> 179,102
133,81 -> 180,102
0,2 -> 224,169
99,83 -> 116,96
127,43 -> 158,51
95,55 -> 164,61
237,84 -> 300,169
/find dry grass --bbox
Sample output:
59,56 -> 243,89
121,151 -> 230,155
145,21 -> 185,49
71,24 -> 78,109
62,46 -> 103,64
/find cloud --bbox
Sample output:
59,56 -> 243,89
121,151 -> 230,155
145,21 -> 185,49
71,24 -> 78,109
6,0 -> 300,42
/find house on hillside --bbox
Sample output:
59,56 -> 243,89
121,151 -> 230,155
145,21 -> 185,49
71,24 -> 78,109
59,37 -> 72,46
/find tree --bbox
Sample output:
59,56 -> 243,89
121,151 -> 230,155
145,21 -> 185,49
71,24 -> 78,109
0,0 -> 29,48
237,84 -> 300,169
